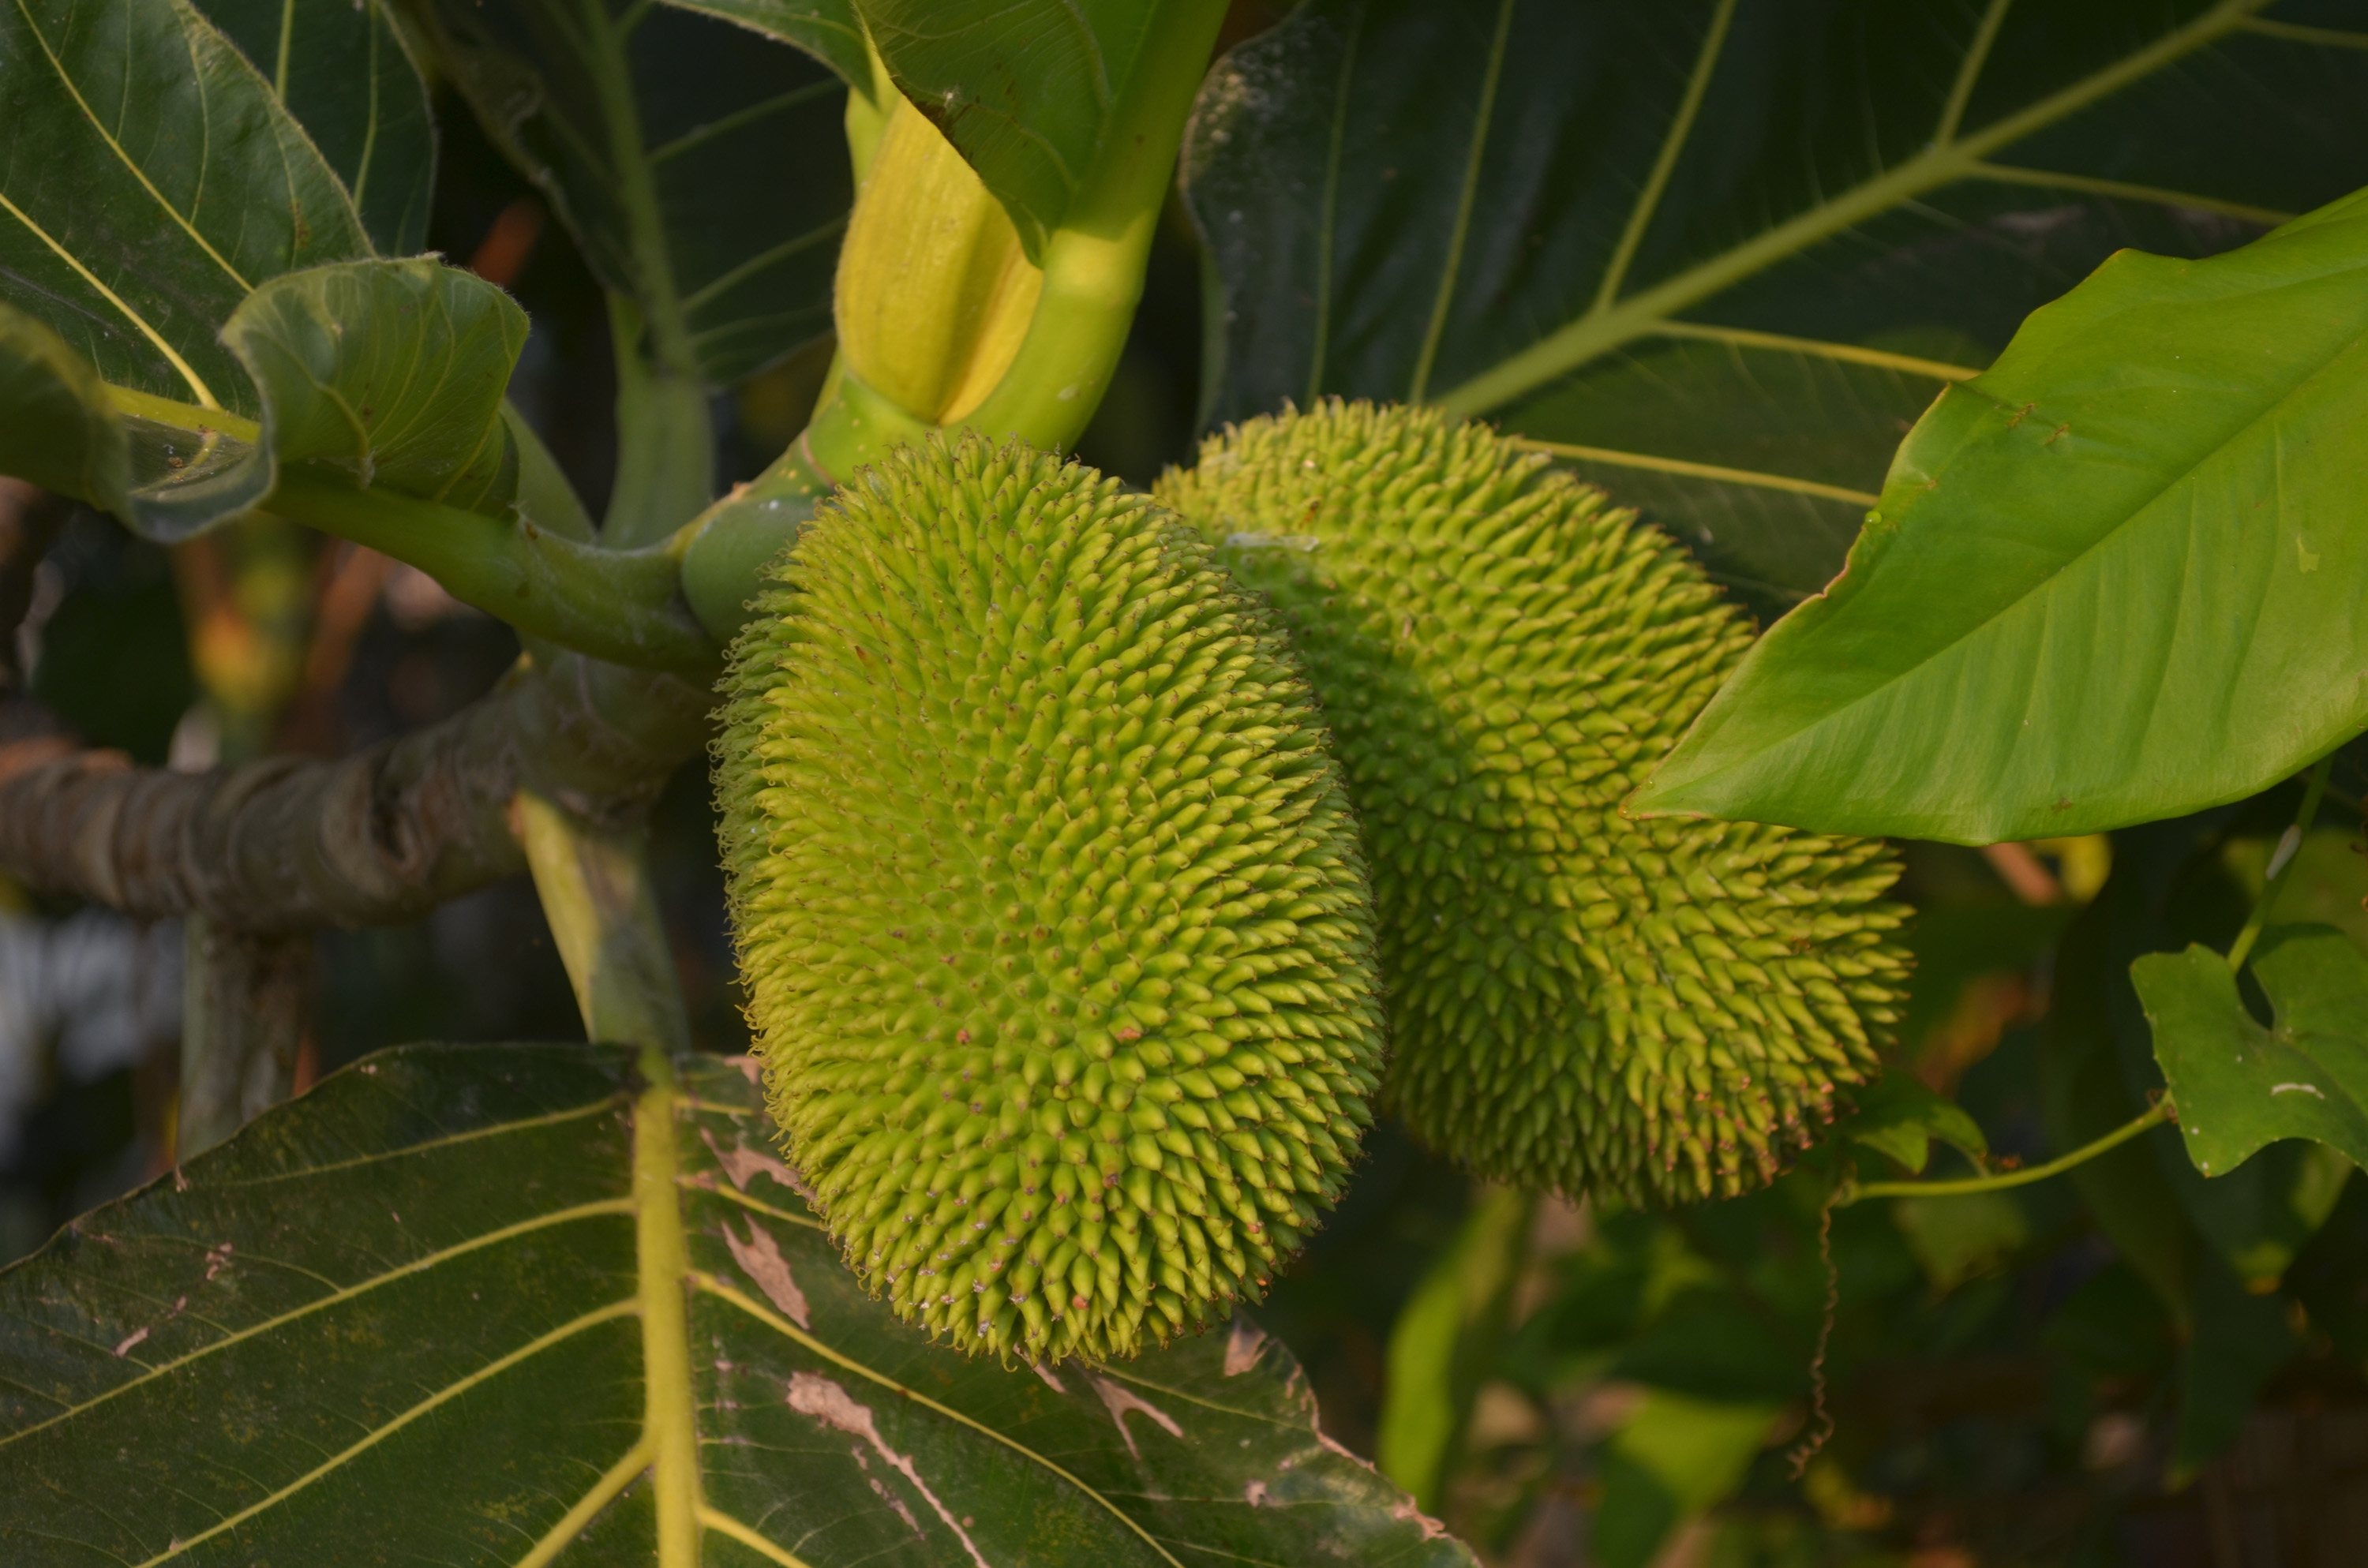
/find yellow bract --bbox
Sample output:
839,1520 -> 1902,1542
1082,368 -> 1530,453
833,102 -> 1043,425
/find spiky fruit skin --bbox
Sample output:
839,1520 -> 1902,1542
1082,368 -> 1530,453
1155,401 -> 1909,1207
715,433 -> 1384,1363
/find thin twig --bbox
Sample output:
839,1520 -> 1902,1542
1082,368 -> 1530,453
1844,1097 -> 2174,1203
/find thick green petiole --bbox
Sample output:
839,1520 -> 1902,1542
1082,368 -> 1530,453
268,470 -> 718,674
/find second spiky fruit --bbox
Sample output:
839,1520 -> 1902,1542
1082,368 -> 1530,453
716,432 -> 1384,1362
1157,401 -> 1910,1206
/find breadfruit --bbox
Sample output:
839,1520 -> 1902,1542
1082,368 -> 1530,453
1156,400 -> 1909,1207
716,432 -> 1384,1363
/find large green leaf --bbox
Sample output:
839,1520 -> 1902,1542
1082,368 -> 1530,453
1184,0 -> 2368,618
0,0 -> 373,422
2138,926 -> 2368,1178
0,1043 -> 1472,1566
852,0 -> 1176,261
0,259 -> 525,539
416,0 -> 850,387
1635,190 -> 2368,842
192,0 -> 437,255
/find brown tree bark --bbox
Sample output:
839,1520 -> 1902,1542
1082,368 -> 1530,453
0,482 -> 710,934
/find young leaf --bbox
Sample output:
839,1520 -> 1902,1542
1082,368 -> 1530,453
414,0 -> 849,387
1635,190 -> 2368,842
0,260 -> 526,540
190,0 -> 437,255
225,259 -> 526,515
0,1045 -> 1471,1566
2137,924 -> 2368,1179
0,0 -> 373,422
1185,0 -> 2368,617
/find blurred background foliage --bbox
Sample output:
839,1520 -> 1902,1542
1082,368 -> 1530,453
7,8 -> 2368,1566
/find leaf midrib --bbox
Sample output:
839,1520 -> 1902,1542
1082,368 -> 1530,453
1436,0 -> 2276,418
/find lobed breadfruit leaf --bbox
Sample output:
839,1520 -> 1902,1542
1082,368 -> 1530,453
715,432 -> 1386,1362
1157,401 -> 1911,1207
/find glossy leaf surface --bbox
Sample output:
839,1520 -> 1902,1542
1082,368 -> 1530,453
418,0 -> 849,386
0,0 -> 373,419
1185,0 -> 2368,617
855,0 -> 1170,260
192,0 -> 436,254
0,259 -> 525,539
2139,926 -> 2368,1178
0,1044 -> 1471,1566
1636,191 -> 2368,842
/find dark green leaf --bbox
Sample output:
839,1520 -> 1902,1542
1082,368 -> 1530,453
0,303 -> 131,510
416,0 -> 849,387
2138,925 -> 2368,1179
0,1045 -> 1473,1566
0,0 -> 373,418
1842,1072 -> 1988,1175
1186,0 -> 2368,617
1635,190 -> 2368,840
0,259 -> 526,539
854,0 -> 1169,260
661,0 -> 873,98
191,0 -> 437,254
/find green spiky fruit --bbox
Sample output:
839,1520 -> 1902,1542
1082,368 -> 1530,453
1156,401 -> 1909,1206
715,432 -> 1384,1363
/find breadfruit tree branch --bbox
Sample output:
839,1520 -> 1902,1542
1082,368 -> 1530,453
0,484 -> 708,934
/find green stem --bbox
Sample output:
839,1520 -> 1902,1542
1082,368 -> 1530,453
2226,753 -> 2336,971
267,470 -> 717,673
676,367 -> 933,642
604,294 -> 717,548
957,0 -> 1229,450
512,791 -> 700,1568
1842,1098 -> 2175,1203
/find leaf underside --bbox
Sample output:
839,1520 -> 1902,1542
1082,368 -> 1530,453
1185,0 -> 2368,620
0,1044 -> 1471,1567
427,0 -> 851,387
190,0 -> 436,256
